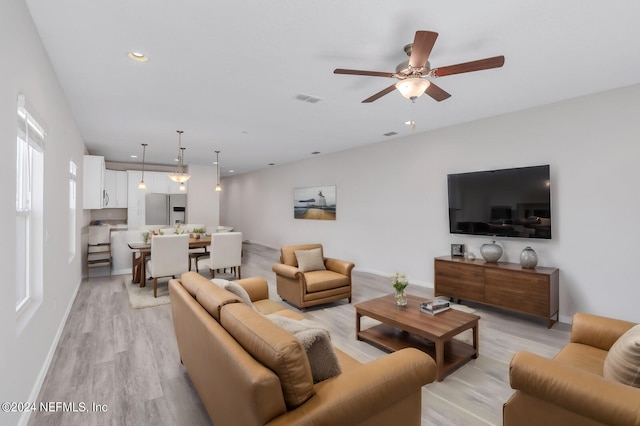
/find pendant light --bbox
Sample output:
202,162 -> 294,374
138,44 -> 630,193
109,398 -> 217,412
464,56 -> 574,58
138,143 -> 148,190
214,150 -> 222,192
168,130 -> 191,183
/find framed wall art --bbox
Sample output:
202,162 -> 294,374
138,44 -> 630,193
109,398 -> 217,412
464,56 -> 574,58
294,185 -> 336,220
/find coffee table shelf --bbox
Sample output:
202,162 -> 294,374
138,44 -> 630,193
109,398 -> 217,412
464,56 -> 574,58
355,294 -> 480,381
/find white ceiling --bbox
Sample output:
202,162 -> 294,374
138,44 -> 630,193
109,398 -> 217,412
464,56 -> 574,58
25,0 -> 640,176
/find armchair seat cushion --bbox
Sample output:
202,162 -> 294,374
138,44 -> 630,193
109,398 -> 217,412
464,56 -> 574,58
305,270 -> 351,293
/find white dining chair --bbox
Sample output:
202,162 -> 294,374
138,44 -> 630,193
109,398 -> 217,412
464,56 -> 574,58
146,234 -> 190,297
197,232 -> 243,279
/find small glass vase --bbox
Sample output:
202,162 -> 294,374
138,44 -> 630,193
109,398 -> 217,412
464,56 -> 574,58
394,289 -> 408,306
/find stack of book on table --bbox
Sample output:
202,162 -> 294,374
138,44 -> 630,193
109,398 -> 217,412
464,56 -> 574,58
420,299 -> 450,315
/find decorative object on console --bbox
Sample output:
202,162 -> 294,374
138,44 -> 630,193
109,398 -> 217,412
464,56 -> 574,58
480,240 -> 503,262
167,130 -> 191,183
451,243 -> 465,257
391,272 -> 409,306
520,246 -> 538,269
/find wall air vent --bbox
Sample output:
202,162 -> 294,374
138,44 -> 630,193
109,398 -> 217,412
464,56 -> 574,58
383,131 -> 398,137
294,93 -> 322,104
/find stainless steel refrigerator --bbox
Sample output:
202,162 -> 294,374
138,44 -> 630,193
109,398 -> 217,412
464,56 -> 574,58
145,193 -> 187,226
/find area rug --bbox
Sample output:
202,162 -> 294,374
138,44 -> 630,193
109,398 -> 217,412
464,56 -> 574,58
123,277 -> 170,309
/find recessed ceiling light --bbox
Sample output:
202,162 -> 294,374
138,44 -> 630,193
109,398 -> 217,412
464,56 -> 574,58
127,51 -> 149,62
229,170 -> 235,173
311,151 -> 321,155
130,154 -> 138,158
268,163 -> 275,166
405,120 -> 415,125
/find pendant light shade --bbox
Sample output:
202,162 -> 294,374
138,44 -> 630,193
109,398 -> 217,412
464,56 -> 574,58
215,150 -> 222,192
138,143 -> 148,190
168,130 -> 191,183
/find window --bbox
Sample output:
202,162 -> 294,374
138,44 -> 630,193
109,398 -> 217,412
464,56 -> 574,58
16,94 -> 45,313
69,160 -> 77,261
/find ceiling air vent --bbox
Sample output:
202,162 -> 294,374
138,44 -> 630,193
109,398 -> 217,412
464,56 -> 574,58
295,93 -> 322,104
383,131 -> 398,137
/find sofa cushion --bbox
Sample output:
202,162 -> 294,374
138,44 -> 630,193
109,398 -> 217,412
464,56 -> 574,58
294,248 -> 326,272
281,244 -> 323,267
195,281 -> 242,322
267,314 -> 341,383
181,271 -> 211,297
221,303 -> 315,409
212,278 -> 253,307
603,324 -> 640,387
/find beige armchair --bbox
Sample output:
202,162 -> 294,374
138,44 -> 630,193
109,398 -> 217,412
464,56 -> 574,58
272,244 -> 354,310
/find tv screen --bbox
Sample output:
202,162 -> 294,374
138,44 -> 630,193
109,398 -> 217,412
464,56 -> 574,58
448,165 -> 551,239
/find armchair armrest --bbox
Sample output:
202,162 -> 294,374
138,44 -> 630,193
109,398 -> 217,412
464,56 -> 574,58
570,312 -> 636,350
235,277 -> 269,302
324,258 -> 355,277
510,351 -> 640,426
266,348 -> 436,426
272,263 -> 302,280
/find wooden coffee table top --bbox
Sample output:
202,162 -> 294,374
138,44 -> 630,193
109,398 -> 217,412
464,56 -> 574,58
355,293 -> 480,339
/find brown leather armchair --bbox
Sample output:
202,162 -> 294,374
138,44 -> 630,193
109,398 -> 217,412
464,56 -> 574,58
504,312 -> 640,426
272,244 -> 355,310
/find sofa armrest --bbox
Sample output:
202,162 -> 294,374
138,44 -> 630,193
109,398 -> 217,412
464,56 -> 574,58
272,263 -> 302,280
266,348 -> 436,426
235,277 -> 270,302
510,351 -> 640,426
570,312 -> 636,350
324,258 -> 355,277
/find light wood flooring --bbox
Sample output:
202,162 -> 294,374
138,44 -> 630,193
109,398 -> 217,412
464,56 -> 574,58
29,243 -> 571,426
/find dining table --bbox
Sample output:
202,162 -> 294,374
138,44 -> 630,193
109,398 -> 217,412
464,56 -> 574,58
128,235 -> 212,287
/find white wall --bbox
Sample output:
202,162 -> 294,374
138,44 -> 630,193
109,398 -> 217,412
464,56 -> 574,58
186,164 -> 220,231
1,1 -> 86,424
221,84 -> 640,324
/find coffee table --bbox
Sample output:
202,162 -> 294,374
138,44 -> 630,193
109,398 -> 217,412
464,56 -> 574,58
355,293 -> 480,381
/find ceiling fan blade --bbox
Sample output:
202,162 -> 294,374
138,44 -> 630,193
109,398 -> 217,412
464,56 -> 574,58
362,84 -> 397,103
424,81 -> 451,102
431,55 -> 505,77
334,68 -> 394,78
408,31 -> 438,69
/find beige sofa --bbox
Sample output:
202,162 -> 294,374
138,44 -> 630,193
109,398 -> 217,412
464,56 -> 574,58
169,271 -> 437,426
503,312 -> 640,426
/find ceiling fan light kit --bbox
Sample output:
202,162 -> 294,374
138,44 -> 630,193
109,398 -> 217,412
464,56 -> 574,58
334,30 -> 504,103
395,77 -> 431,100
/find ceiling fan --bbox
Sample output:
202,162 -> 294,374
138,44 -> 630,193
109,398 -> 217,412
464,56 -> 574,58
334,30 -> 505,103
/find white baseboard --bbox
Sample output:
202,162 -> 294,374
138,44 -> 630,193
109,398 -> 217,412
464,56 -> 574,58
18,277 -> 82,426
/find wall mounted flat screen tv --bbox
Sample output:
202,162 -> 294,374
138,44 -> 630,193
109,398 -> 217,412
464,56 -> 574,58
448,165 -> 551,239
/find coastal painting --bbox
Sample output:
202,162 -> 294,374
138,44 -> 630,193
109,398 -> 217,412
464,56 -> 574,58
294,185 -> 336,220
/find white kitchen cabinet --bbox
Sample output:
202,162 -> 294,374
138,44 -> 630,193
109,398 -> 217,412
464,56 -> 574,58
83,155 -> 105,209
127,170 -> 145,228
104,170 -> 128,208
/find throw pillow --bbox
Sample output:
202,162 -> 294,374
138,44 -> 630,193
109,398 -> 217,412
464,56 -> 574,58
603,324 -> 640,388
211,278 -> 253,307
267,314 -> 341,383
294,248 -> 326,273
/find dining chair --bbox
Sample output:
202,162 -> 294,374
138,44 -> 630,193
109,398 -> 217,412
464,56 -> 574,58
197,232 -> 243,279
146,234 -> 190,297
